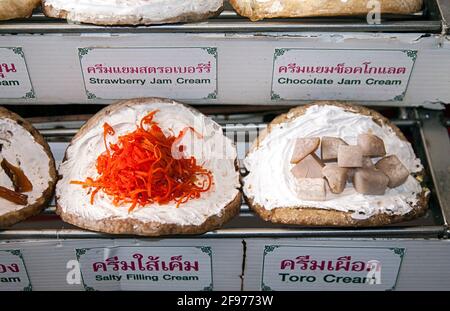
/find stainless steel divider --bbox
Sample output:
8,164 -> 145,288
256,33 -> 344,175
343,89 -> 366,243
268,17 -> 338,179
418,109 -> 450,229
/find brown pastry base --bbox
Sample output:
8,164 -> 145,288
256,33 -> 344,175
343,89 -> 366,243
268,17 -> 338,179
230,0 -> 423,21
57,193 -> 241,236
0,0 -> 40,21
245,101 -> 430,227
247,191 -> 428,227
42,2 -> 223,26
0,107 -> 57,228
56,97 -> 242,236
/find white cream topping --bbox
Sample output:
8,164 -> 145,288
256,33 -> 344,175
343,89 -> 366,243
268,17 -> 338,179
243,105 -> 424,220
0,119 -> 52,217
56,101 -> 240,226
44,0 -> 223,23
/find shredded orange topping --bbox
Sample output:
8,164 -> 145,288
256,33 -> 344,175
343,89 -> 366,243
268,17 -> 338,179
71,110 -> 213,212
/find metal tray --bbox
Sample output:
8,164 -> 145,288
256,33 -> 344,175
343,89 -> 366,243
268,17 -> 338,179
0,0 -> 444,34
1,107 -> 448,240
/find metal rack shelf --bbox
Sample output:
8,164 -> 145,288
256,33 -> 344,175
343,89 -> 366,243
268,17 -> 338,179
0,1 -> 444,34
1,107 -> 449,240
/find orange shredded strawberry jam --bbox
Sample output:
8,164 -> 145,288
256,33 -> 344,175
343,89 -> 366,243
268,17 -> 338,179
70,110 -> 213,212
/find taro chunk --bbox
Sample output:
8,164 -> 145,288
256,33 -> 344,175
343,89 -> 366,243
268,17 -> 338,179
338,145 -> 363,168
357,134 -> 386,157
321,137 -> 348,161
295,178 -> 326,201
322,163 -> 348,194
353,168 -> 389,195
291,154 -> 324,179
375,155 -> 410,188
290,137 -> 320,164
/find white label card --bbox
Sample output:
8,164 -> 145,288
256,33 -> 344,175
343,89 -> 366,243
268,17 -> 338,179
271,49 -> 416,101
0,47 -> 35,99
261,246 -> 405,291
0,250 -> 32,291
79,47 -> 218,100
76,246 -> 214,291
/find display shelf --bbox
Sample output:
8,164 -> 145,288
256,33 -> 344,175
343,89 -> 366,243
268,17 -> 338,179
1,107 -> 448,240
0,1 -> 444,34
1,107 -> 448,291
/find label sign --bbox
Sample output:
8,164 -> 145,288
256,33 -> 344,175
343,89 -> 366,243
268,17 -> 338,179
271,49 -> 416,101
76,246 -> 213,291
0,250 -> 32,291
79,47 -> 218,100
261,246 -> 404,291
0,47 -> 35,99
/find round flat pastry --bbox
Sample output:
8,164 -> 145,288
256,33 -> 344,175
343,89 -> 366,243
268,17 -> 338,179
56,98 -> 241,236
243,102 -> 429,226
42,0 -> 223,25
0,0 -> 40,21
0,107 -> 57,228
230,0 -> 423,21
